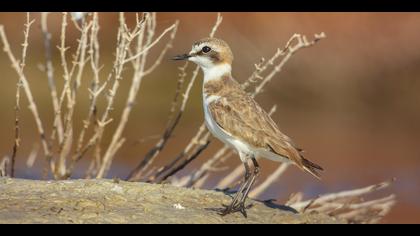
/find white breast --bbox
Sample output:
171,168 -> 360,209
203,95 -> 226,141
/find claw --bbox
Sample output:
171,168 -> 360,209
207,202 -> 254,217
239,205 -> 248,218
235,202 -> 251,218
204,204 -> 232,216
219,204 -> 234,216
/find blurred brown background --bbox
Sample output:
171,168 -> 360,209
0,12 -> 419,223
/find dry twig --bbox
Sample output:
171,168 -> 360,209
287,179 -> 396,224
95,13 -> 178,178
126,61 -> 187,181
0,156 -> 10,177
2,12 -> 179,180
10,13 -> 33,177
144,13 -> 223,183
249,163 -> 289,198
41,12 -> 64,144
0,14 -> 53,177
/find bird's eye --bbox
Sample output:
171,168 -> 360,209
202,46 -> 211,53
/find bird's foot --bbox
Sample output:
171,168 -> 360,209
207,202 -> 253,218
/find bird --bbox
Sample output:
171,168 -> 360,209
173,37 -> 323,217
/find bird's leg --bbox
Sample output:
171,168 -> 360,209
219,157 -> 260,217
225,157 -> 260,217
218,160 -> 252,216
234,174 -> 256,217
235,157 -> 260,216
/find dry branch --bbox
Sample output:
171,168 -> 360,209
214,160 -> 242,188
123,17 -> 181,181
127,60 -> 191,181
10,13 -> 34,178
64,12 -> 105,177
41,12 -> 64,144
158,140 -> 211,183
56,14 -> 93,179
0,156 -> 10,177
142,13 -> 223,183
287,179 -> 396,224
73,12 -> 102,160
90,12 -> 139,178
251,32 -> 326,97
0,15 -> 53,177
178,145 -> 231,188
26,143 -> 40,168
2,12 -> 180,180
96,13 -> 178,178
249,163 -> 289,198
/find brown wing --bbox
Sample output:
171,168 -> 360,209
208,90 -> 303,164
205,76 -> 323,178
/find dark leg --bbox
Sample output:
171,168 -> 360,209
220,157 -> 260,218
237,157 -> 260,207
219,161 -> 252,216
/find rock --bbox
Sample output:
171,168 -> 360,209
0,177 -> 344,224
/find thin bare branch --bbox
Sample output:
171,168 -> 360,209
127,60 -> 193,181
64,13 -> 104,177
26,143 -> 40,168
158,140 -> 211,183
96,13 -> 178,178
10,13 -> 33,177
55,14 -> 93,179
148,13 -> 223,183
181,145 -> 230,188
209,13 -> 223,38
143,20 -> 179,76
89,13 -> 134,177
288,179 -> 396,224
74,12 -> 101,159
125,20 -> 182,181
251,32 -> 326,97
249,163 -> 289,198
0,18 -> 53,178
41,12 -> 64,144
290,178 -> 395,211
215,160 -> 244,189
123,23 -> 178,64
0,156 -> 10,177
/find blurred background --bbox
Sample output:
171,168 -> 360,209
0,12 -> 419,223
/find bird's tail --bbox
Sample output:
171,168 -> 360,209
301,156 -> 324,180
267,142 -> 323,179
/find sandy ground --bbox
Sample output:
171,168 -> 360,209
0,177 -> 344,224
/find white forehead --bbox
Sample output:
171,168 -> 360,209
190,43 -> 203,54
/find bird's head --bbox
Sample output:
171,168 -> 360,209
173,37 -> 233,71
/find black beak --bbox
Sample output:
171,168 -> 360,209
172,53 -> 191,61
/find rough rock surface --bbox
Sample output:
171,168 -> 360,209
0,178 -> 344,224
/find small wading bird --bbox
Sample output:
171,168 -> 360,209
173,38 -> 323,217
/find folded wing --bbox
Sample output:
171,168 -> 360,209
207,84 -> 323,179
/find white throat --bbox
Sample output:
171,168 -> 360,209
202,63 -> 232,83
